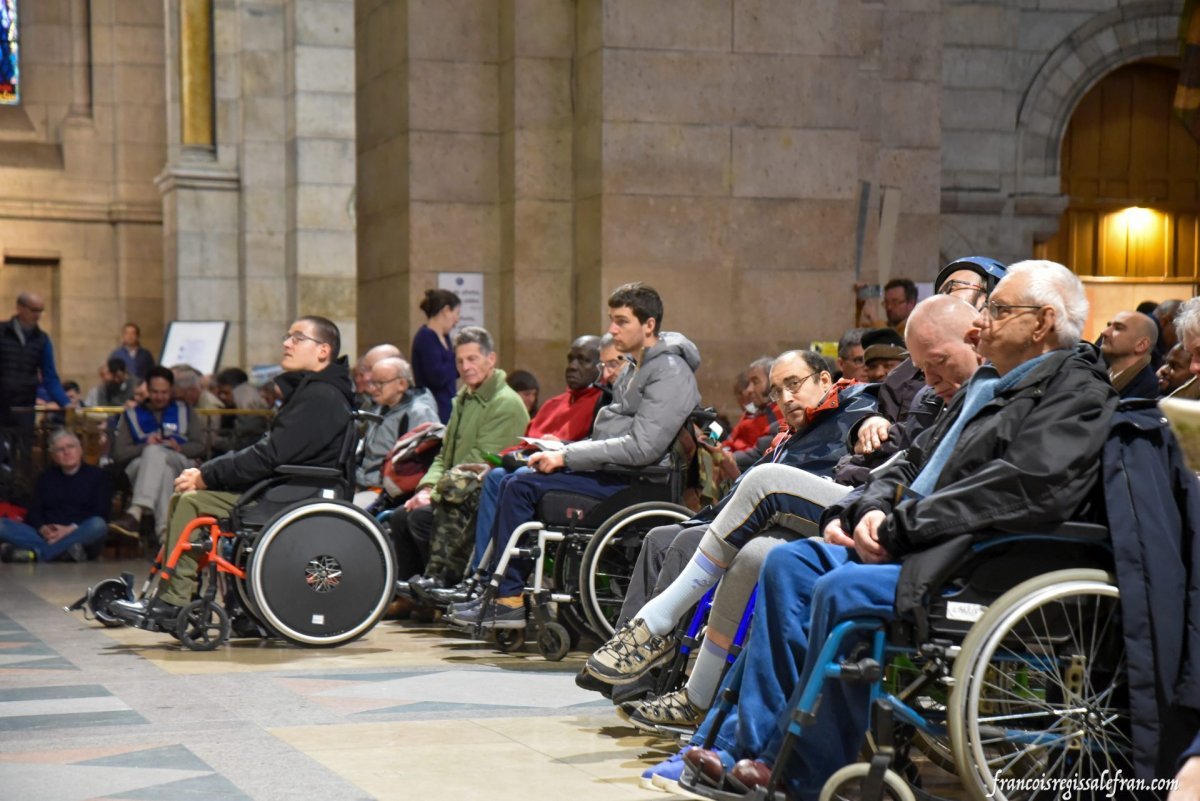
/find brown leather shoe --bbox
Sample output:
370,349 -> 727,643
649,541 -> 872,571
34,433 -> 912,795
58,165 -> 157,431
730,758 -> 774,791
682,747 -> 728,785
109,512 -> 140,538
384,597 -> 414,620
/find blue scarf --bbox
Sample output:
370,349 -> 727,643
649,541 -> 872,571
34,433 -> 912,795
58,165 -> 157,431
908,352 -> 1055,497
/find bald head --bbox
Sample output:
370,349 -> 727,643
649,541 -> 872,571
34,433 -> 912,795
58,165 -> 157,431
363,343 -> 402,371
14,292 -> 45,329
905,295 -> 985,402
368,356 -> 412,407
566,335 -> 602,390
1101,310 -> 1158,372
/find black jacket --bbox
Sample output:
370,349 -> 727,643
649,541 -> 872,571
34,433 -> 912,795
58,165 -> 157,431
842,346 -> 1117,633
846,346 -> 1117,557
1102,402 -> 1200,779
200,358 -> 354,491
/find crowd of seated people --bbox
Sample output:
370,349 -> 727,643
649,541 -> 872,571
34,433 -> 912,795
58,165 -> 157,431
8,270 -> 1200,796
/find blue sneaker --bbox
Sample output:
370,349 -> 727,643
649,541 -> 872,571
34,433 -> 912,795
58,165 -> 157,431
639,746 -> 693,793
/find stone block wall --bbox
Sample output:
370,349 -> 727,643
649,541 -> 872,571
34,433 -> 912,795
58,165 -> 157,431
355,0 -> 944,407
0,0 -> 165,385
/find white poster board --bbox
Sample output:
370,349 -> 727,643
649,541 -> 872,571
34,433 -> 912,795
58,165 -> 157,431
160,321 -> 229,376
438,272 -> 484,337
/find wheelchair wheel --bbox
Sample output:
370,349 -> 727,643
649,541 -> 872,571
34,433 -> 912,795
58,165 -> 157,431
494,628 -> 525,653
948,569 -> 1127,801
578,502 -> 693,638
177,599 -> 230,651
537,621 -> 571,662
550,533 -> 592,648
818,763 -> 916,801
88,578 -> 134,628
246,501 -> 396,647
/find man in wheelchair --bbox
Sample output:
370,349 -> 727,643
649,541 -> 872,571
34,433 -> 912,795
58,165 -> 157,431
652,262 -> 1121,797
112,315 -> 355,628
451,282 -> 701,629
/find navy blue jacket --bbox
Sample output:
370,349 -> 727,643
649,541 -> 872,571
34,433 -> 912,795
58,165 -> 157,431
691,383 -> 879,524
1103,401 -> 1200,779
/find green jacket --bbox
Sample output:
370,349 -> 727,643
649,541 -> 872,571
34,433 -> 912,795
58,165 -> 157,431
420,367 -> 529,492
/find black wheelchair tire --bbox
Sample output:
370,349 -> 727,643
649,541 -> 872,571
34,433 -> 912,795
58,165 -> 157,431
537,621 -> 571,662
177,599 -> 231,651
578,502 -> 693,639
245,501 -> 396,648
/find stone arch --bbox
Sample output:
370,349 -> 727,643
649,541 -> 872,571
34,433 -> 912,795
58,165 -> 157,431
1017,0 -> 1183,191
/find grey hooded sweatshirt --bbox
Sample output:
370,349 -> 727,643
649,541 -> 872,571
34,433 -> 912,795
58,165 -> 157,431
563,331 -> 701,471
356,387 -> 441,487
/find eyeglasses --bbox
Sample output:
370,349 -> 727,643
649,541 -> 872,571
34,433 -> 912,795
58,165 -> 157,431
768,373 -> 819,403
984,301 -> 1044,320
367,376 -> 401,388
282,331 -> 327,346
940,279 -> 986,297
597,359 -> 625,371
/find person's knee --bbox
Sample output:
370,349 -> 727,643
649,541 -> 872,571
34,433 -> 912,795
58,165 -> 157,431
761,538 -> 820,584
646,523 -> 683,551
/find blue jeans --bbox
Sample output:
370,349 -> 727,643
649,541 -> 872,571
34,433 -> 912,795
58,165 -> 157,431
701,539 -> 900,800
470,465 -> 532,571
490,469 -> 629,596
0,516 -> 109,561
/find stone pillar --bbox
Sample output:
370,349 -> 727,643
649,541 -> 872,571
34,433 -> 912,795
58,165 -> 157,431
356,0 -> 500,359
287,0 -> 358,358
499,0 -> 575,392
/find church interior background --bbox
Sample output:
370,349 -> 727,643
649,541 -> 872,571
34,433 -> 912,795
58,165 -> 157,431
0,0 -> 1195,408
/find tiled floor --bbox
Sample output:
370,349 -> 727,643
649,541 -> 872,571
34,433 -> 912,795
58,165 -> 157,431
0,559 -> 681,800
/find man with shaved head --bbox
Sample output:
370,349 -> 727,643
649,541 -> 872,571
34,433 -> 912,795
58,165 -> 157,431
1101,309 -> 1160,398
1,292 -> 70,501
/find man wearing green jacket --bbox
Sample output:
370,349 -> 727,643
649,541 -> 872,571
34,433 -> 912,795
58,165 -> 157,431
389,326 -> 528,583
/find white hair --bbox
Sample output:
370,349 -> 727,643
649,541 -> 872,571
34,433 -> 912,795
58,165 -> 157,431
1002,260 -> 1088,347
1176,297 -> 1200,343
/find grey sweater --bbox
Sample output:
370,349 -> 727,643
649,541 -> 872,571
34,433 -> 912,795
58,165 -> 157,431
356,387 -> 441,488
563,331 -> 701,471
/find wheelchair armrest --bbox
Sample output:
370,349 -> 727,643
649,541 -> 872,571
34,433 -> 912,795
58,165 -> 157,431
599,462 -> 673,483
1053,521 -> 1109,543
274,465 -> 344,480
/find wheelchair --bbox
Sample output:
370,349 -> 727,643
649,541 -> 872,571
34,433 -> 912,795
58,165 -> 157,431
454,407 -> 723,660
678,524 -> 1129,801
69,412 -> 397,651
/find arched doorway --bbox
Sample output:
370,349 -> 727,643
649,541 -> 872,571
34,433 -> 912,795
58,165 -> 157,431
1036,61 -> 1199,336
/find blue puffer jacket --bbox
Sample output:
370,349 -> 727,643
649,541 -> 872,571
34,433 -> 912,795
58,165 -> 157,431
1103,400 -> 1200,779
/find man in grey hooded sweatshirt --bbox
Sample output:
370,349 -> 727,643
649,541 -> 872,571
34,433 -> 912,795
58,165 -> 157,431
453,282 -> 701,628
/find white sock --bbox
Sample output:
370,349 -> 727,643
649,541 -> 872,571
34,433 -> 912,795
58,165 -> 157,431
637,550 -> 725,636
684,637 -> 729,710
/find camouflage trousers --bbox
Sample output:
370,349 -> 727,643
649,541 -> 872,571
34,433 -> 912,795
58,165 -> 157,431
425,465 -> 484,583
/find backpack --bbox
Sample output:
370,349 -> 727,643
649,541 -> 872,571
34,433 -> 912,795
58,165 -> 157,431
382,421 -> 445,498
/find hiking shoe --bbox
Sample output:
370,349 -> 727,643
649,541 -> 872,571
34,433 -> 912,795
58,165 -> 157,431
574,666 -> 613,699
629,688 -> 706,733
449,599 -> 525,630
586,617 -> 676,685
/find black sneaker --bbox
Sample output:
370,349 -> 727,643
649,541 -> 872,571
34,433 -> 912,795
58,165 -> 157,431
109,597 -> 182,630
450,599 -> 525,630
0,543 -> 35,563
574,666 -> 613,699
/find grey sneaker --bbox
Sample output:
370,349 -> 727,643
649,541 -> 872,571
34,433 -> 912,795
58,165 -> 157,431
449,599 -> 525,630
64,543 -> 88,563
585,617 -> 675,685
628,688 -> 706,732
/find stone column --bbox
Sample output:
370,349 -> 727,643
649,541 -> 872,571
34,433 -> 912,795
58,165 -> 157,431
287,0 -> 358,357
499,0 -> 575,392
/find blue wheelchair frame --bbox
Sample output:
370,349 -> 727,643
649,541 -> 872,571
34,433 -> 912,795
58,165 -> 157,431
683,530 -> 1119,800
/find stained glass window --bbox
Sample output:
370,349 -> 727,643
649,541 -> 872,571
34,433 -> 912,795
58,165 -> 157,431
0,0 -> 16,105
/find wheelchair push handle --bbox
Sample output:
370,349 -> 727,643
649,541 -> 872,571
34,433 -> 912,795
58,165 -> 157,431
688,406 -> 727,444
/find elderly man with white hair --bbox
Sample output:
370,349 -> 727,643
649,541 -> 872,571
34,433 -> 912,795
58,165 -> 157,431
1177,296 -> 1200,382
651,261 -> 1119,799
352,355 -> 439,507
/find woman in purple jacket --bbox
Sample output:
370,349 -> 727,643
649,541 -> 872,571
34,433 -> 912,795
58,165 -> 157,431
411,289 -> 460,422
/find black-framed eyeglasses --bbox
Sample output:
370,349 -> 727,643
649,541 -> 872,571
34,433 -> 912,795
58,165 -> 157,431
282,331 -> 327,346
367,376 -> 401,388
940,279 -> 986,296
768,373 -> 819,403
984,301 -> 1044,320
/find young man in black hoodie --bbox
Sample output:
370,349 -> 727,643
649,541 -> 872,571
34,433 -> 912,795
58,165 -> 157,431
113,315 -> 354,625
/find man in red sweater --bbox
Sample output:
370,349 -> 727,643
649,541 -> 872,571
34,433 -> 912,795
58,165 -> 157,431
724,357 -> 783,471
